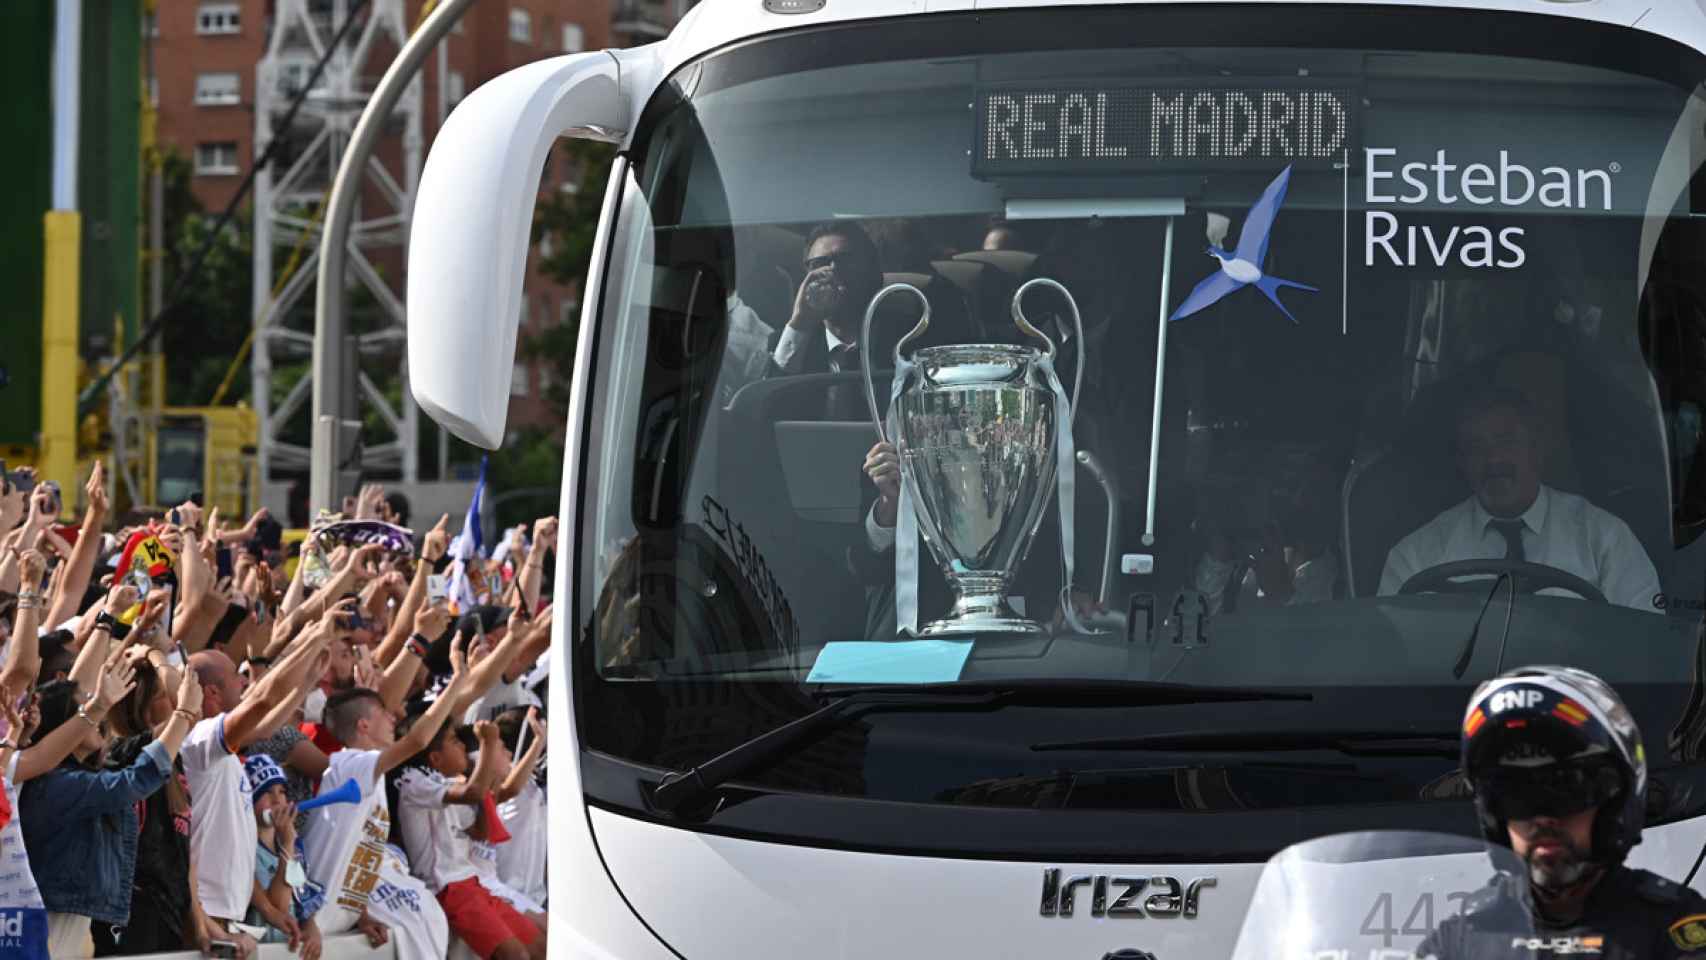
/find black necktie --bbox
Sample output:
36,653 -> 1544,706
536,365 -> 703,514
830,343 -> 860,373
1489,518 -> 1526,562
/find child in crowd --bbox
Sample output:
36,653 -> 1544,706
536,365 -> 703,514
393,712 -> 547,960
244,754 -> 326,959
469,707 -> 548,913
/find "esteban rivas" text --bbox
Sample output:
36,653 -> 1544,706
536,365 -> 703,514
1364,147 -> 1615,269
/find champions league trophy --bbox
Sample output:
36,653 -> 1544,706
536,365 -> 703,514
860,278 -> 1084,637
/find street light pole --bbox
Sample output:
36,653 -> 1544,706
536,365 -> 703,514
310,0 -> 477,514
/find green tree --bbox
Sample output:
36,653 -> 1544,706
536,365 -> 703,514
159,146 -> 254,407
524,139 -> 616,412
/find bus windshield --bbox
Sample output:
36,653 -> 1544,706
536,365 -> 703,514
572,8 -> 1706,827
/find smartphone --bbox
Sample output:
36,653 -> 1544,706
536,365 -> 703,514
216,545 -> 233,580
41,481 -> 60,516
427,574 -> 449,605
209,940 -> 240,959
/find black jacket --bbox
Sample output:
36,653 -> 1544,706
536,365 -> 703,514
1418,865 -> 1706,960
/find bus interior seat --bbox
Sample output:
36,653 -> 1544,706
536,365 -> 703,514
716,372 -> 897,644
933,258 -> 1011,340
1341,352 -> 1674,599
955,248 -> 1039,280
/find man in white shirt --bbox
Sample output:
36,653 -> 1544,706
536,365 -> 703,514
304,682 -> 461,960
182,614 -> 338,947
1379,387 -> 1661,611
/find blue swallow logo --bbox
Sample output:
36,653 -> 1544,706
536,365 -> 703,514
1170,164 -> 1318,324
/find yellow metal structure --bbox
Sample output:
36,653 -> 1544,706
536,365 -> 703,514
39,210 -> 81,507
145,405 -> 261,519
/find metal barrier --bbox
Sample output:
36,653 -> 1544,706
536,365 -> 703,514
127,933 -> 394,960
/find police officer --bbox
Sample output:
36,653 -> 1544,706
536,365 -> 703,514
1420,665 -> 1706,959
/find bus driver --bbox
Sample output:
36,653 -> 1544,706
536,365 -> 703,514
1377,386 -> 1660,611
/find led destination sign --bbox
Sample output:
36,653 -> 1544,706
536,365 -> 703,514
974,83 -> 1359,175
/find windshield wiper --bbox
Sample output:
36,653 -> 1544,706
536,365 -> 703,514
1454,571 -> 1516,679
1032,729 -> 1459,757
649,679 -> 1310,813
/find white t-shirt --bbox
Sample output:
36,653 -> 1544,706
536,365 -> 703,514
394,767 -> 480,893
304,749 -> 449,959
0,754 -> 43,908
492,780 -> 547,908
1379,485 -> 1663,611
461,671 -> 540,725
181,715 -> 259,922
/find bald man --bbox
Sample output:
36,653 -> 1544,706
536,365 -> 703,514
181,621 -> 338,948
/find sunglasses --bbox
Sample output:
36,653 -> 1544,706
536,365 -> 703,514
1481,762 -> 1623,821
804,252 -> 865,272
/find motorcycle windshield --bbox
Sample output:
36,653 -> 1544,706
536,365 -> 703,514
1230,830 -> 1535,960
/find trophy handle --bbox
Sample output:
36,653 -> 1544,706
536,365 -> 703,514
861,282 -> 931,441
1011,278 -> 1085,423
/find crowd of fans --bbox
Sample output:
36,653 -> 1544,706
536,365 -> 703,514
0,465 -> 555,959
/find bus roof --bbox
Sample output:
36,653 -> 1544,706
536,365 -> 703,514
641,0 -> 1706,86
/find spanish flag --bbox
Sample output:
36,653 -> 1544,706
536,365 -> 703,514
1553,698 -> 1590,727
1464,708 -> 1487,736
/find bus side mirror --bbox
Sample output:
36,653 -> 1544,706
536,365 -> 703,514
407,52 -> 629,448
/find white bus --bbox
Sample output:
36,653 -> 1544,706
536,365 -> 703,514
408,1 -> 1706,955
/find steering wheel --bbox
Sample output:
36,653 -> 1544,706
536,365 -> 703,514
1397,559 -> 1607,604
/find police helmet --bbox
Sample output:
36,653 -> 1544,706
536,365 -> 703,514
1461,665 -> 1646,863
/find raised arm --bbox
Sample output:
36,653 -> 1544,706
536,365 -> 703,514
44,463 -> 109,629
377,515 -> 448,667
0,488 -> 53,595
14,648 -> 136,782
249,643 -> 328,744
494,708 -> 545,803
515,517 -> 555,617
376,636 -> 470,776
502,604 -> 552,686
441,720 -> 502,805
225,609 -> 339,752
266,544 -> 381,658
0,551 -> 48,701
448,611 -> 541,717
68,584 -> 138,696
376,605 -> 444,714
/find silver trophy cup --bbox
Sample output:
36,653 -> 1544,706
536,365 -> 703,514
861,278 -> 1084,636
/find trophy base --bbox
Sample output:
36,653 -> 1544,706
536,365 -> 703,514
918,576 -> 1045,637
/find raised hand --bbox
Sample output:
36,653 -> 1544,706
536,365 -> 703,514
16,550 -> 45,592
340,543 -> 383,583
96,657 -> 139,713
85,460 -> 109,518
449,632 -> 470,682
533,516 -> 559,554
526,705 -> 546,743
1,693 -> 25,744
475,719 -> 501,745
104,582 -> 141,617
422,514 -> 451,563
356,483 -> 385,521
176,655 -> 206,717
528,603 -> 554,641
174,500 -> 204,533
413,602 -> 450,640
